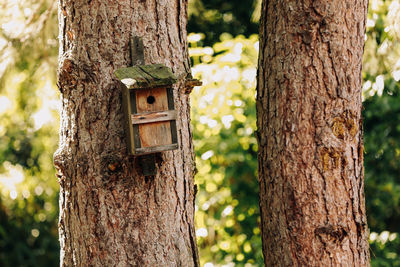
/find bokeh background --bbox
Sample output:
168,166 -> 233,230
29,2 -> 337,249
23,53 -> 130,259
0,0 -> 399,266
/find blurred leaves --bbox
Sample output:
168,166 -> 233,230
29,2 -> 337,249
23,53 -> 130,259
190,34 -> 262,266
0,0 -> 60,266
188,0 -> 260,45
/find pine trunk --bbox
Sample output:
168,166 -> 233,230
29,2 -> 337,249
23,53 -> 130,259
54,0 -> 199,266
256,0 -> 370,266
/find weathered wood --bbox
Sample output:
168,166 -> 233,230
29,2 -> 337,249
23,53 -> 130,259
130,36 -> 145,66
166,87 -> 175,110
115,64 -> 177,89
170,120 -> 178,144
139,121 -> 172,148
135,144 -> 179,155
121,83 -> 135,155
256,0 -> 369,266
55,0 -> 199,265
131,110 -> 177,124
136,87 -> 168,113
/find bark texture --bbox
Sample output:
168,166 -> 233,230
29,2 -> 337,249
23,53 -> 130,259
54,0 -> 199,266
256,0 -> 370,266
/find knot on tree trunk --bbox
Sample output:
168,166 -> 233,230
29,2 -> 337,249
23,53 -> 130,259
315,225 -> 348,244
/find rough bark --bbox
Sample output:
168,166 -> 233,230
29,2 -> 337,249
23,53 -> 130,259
256,0 -> 370,266
54,0 -> 199,266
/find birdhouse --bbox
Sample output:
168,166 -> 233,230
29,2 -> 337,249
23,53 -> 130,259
115,64 -> 178,155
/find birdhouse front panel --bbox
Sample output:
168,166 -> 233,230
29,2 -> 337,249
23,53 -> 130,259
135,87 -> 173,148
136,87 -> 168,112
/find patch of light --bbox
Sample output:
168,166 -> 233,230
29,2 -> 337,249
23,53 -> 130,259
220,241 -> 230,250
0,96 -> 12,114
370,232 -> 378,241
22,189 -> 31,198
370,0 -> 380,12
1,18 -> 25,38
32,108 -> 53,130
389,232 -> 397,241
204,263 -> 214,267
234,100 -> 242,107
389,0 -> 400,13
199,115 -> 209,124
201,150 -> 214,160
362,80 -> 372,91
188,33 -> 203,43
233,42 -> 243,54
378,40 -> 389,55
222,205 -> 233,217
392,70 -> 400,81
31,229 -> 40,238
222,115 -> 234,129
0,162 -> 25,191
254,41 -> 259,51
35,185 -> 44,196
202,202 -> 210,210
245,127 -> 253,135
220,53 -> 241,63
203,47 -> 213,55
372,75 -> 385,96
202,93 -> 215,103
379,231 -> 390,244
196,228 -> 208,237
222,66 -> 240,82
242,68 -> 256,83
10,190 -> 18,199
23,8 -> 33,17
366,18 -> 375,28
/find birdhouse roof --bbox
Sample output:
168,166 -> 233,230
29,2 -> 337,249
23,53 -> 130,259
114,64 -> 177,89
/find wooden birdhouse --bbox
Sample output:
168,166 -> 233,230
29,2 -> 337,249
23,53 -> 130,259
115,64 -> 178,155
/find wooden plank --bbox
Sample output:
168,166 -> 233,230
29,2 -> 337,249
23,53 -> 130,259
166,87 -> 175,110
139,121 -> 172,148
120,84 -> 135,154
131,110 -> 176,125
139,64 -> 177,83
133,124 -> 141,149
170,120 -> 178,144
114,64 -> 177,89
135,144 -> 179,155
130,90 -> 137,113
130,36 -> 144,66
136,87 -> 168,113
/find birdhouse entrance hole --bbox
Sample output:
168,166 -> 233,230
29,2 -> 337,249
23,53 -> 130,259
147,96 -> 155,104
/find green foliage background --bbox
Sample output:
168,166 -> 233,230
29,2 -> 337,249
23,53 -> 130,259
0,0 -> 399,266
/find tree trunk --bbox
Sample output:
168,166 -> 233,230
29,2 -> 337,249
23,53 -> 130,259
256,1 -> 370,266
54,0 -> 199,266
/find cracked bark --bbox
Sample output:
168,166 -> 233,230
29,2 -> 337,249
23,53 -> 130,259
256,0 -> 370,266
54,0 -> 198,266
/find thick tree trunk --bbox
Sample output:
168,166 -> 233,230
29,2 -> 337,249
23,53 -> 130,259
256,1 -> 370,266
54,0 -> 198,266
